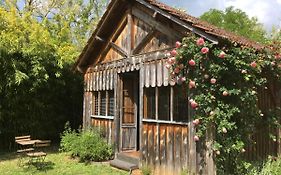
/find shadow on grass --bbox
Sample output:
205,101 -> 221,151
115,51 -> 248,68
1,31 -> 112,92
0,145 -> 60,162
24,161 -> 55,171
0,152 -> 19,162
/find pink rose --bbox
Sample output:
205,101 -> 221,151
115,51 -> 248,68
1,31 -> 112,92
190,101 -> 198,109
175,41 -> 181,48
275,53 -> 281,60
189,80 -> 196,89
167,57 -> 176,65
196,37 -> 205,46
178,77 -> 186,83
271,62 -> 276,66
188,59 -> 196,66
194,135 -> 199,141
210,78 -> 216,84
250,61 -> 257,68
192,119 -> 200,125
218,51 -> 226,58
201,47 -> 209,54
170,49 -> 177,56
222,91 -> 229,96
174,67 -> 180,74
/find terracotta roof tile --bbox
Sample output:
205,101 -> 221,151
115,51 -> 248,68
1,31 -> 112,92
146,0 -> 265,50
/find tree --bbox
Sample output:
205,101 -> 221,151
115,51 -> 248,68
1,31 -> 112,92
200,7 -> 267,43
0,0 -> 107,149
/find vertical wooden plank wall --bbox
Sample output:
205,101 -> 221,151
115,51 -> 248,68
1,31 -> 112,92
245,83 -> 280,160
142,123 -> 189,174
91,118 -> 115,144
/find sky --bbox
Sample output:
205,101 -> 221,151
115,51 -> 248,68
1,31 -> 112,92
159,0 -> 281,32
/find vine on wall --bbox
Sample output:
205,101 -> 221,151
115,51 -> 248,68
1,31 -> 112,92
166,34 -> 281,174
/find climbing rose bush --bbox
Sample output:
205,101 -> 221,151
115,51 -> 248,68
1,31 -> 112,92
166,34 -> 281,174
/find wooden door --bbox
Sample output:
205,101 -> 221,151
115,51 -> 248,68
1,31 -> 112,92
121,72 -> 139,151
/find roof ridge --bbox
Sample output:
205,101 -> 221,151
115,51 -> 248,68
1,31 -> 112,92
145,0 -> 265,50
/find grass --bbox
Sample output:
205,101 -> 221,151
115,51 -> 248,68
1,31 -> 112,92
0,148 -> 127,175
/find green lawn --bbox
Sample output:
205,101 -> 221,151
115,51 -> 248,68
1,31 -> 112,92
0,150 -> 127,175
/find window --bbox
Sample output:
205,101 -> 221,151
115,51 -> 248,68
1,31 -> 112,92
143,85 -> 188,123
93,92 -> 99,115
144,88 -> 156,119
158,87 -> 170,120
92,90 -> 114,117
173,86 -> 188,122
100,91 -> 106,116
108,91 -> 114,116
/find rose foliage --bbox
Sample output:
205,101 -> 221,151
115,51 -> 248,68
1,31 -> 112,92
166,34 -> 281,174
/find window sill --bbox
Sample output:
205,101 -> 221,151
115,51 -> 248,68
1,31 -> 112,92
91,115 -> 114,120
142,119 -> 188,125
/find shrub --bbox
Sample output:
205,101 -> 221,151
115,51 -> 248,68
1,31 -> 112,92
60,124 -> 113,162
258,156 -> 281,175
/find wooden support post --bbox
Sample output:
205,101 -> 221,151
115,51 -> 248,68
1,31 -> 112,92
114,72 -> 120,155
127,11 -> 133,55
139,63 -> 144,164
188,92 -> 196,174
205,123 -> 216,175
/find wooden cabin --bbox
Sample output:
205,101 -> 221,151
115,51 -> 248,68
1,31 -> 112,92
74,0 -> 281,174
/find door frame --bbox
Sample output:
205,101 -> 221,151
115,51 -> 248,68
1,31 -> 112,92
119,71 -> 139,152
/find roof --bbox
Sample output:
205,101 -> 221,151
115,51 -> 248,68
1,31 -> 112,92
74,0 -> 265,72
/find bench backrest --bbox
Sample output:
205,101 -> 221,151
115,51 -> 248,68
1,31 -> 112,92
15,135 -> 31,143
34,140 -> 51,148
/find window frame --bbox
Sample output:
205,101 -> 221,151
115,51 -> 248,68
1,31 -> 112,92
91,90 -> 114,120
142,86 -> 188,125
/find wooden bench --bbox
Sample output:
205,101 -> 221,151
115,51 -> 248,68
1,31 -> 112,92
15,135 -> 31,143
15,135 -> 35,166
26,140 -> 51,164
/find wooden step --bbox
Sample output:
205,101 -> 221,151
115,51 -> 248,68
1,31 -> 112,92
110,159 -> 138,171
117,152 -> 140,166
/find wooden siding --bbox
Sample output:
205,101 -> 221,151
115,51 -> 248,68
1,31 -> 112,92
142,122 -> 189,174
96,6 -> 181,64
140,32 -> 175,54
92,118 -> 115,144
245,83 -> 281,160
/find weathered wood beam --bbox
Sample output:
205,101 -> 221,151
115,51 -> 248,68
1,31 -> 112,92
95,14 -> 128,65
132,29 -> 157,54
135,0 -> 219,44
132,6 -> 182,41
127,12 -> 133,55
110,42 -> 128,57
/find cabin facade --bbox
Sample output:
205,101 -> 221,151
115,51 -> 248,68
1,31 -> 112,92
75,0 -> 281,174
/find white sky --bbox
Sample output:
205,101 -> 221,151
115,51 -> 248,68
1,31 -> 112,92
160,0 -> 281,32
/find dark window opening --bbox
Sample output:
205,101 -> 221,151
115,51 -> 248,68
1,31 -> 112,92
93,92 -> 99,115
144,88 -> 156,119
173,86 -> 188,122
158,86 -> 170,121
100,91 -> 106,116
108,91 -> 114,116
